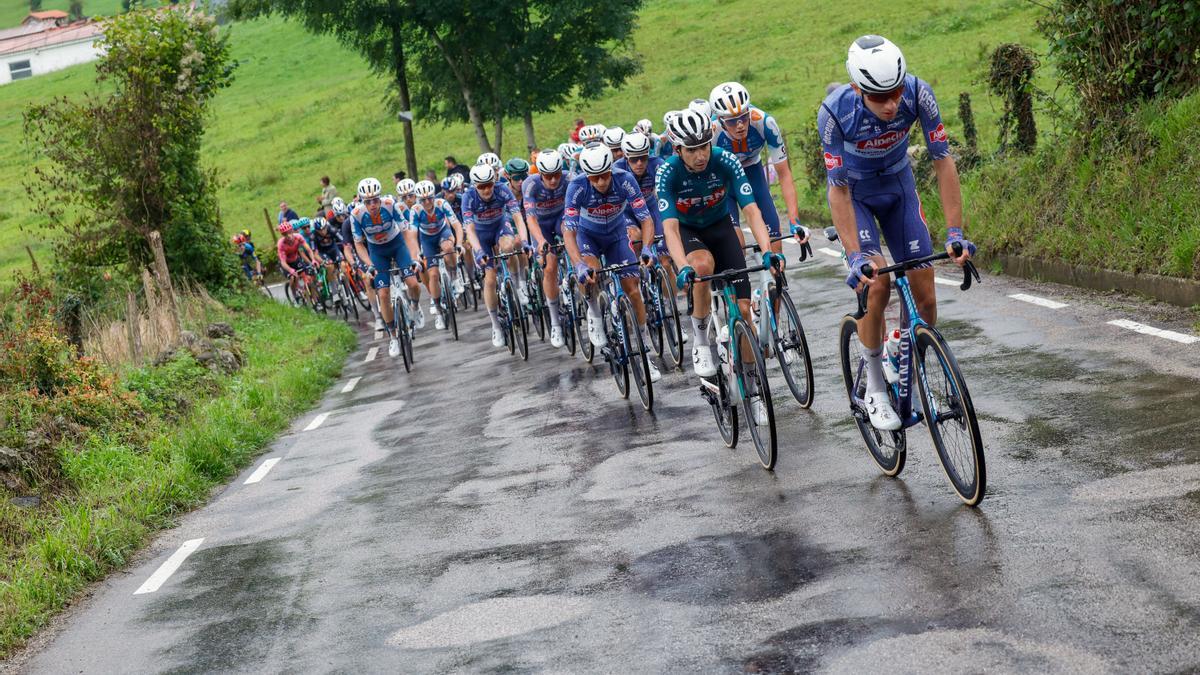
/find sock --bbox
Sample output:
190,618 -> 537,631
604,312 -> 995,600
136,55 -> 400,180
691,315 -> 711,346
864,346 -> 886,394
586,295 -> 601,317
489,310 -> 502,332
547,299 -> 562,329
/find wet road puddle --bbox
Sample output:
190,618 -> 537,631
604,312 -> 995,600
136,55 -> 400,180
387,595 -> 592,649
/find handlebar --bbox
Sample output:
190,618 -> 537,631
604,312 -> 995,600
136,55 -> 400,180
851,242 -> 981,318
685,263 -> 770,316
741,234 -> 792,253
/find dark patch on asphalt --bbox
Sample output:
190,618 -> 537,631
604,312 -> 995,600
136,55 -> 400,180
738,616 -> 926,673
621,531 -> 834,604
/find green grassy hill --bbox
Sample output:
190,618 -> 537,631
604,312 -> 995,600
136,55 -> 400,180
0,0 -> 1049,278
0,0 -> 124,27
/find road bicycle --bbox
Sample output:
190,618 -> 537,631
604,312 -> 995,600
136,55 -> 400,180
594,260 -> 654,411
524,246 -> 550,343
430,251 -> 459,341
387,262 -> 416,373
634,235 -> 685,371
493,250 -> 529,361
741,235 -> 815,408
547,240 -> 578,356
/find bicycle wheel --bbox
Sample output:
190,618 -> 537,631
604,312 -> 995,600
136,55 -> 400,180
562,299 -> 577,355
393,294 -> 412,373
655,266 -> 684,370
505,279 -> 528,361
341,277 -> 359,322
619,295 -> 653,411
733,319 -> 776,470
455,263 -> 470,311
838,315 -> 906,476
572,278 -> 594,363
641,271 -> 665,358
284,280 -> 295,306
601,291 -> 628,398
711,366 -> 739,448
528,268 -> 546,341
774,290 -> 815,408
442,279 -> 459,341
351,272 -> 371,310
913,325 -> 986,506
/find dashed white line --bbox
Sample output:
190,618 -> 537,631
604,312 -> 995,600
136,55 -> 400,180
818,247 -> 842,259
303,412 -> 329,431
934,277 -> 959,286
1108,319 -> 1199,344
341,376 -> 362,393
1009,293 -> 1068,309
134,538 -> 204,595
243,457 -> 281,485
374,330 -> 383,340
365,346 -> 378,362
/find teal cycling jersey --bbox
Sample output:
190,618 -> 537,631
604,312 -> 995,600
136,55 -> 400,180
655,145 -> 755,228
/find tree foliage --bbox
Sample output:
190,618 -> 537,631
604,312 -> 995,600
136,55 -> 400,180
24,8 -> 237,293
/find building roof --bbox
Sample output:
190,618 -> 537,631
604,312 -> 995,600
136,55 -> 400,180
0,20 -> 102,58
24,10 -> 69,22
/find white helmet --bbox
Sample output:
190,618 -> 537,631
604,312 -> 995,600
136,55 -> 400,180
535,149 -> 564,174
634,118 -> 653,135
621,132 -> 652,158
578,124 -> 606,146
688,98 -> 712,119
846,35 -> 906,93
395,178 -> 416,196
667,109 -> 714,148
710,81 -> 751,118
357,177 -> 382,199
469,163 -> 497,185
602,126 -> 626,150
330,197 -> 347,215
662,110 -> 679,128
556,142 -> 572,159
476,152 -> 502,174
578,145 -> 614,176
446,173 -> 464,190
414,180 -> 436,198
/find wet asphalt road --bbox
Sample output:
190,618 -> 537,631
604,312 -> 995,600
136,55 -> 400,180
16,240 -> 1200,674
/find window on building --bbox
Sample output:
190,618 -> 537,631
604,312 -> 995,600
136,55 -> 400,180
8,60 -> 32,81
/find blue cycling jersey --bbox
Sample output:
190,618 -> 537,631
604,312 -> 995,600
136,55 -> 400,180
614,155 -> 665,229
655,146 -> 755,228
461,183 -> 521,232
521,174 -> 567,232
817,74 -> 950,186
713,105 -> 787,168
410,198 -> 460,236
563,169 -> 650,235
350,197 -> 409,246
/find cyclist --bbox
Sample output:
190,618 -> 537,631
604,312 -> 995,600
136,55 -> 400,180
440,174 -> 465,222
232,234 -> 262,282
658,111 -> 679,158
395,178 -> 418,227
819,35 -> 975,430
462,163 -> 527,348
350,177 -> 424,358
710,81 -> 810,258
614,132 -> 665,252
335,197 -> 384,330
477,153 -> 508,184
505,158 -> 531,220
522,149 -> 570,349
563,145 -> 662,384
276,220 -> 320,302
657,109 -> 779,405
688,98 -> 713,121
602,127 -> 626,162
412,179 -> 464,331
310,216 -> 343,293
577,124 -> 606,148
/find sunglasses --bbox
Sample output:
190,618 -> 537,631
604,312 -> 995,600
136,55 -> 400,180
476,182 -> 495,189
720,112 -> 751,127
586,172 -> 612,182
864,87 -> 904,103
627,155 -> 649,163
364,197 -> 381,205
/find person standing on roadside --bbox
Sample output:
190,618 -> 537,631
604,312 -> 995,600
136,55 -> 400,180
318,176 -> 338,213
277,201 -> 299,224
444,156 -> 470,184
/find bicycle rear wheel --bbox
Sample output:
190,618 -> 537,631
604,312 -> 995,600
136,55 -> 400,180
655,266 -> 684,370
442,282 -> 458,341
711,366 -> 738,448
619,295 -> 653,411
528,268 -> 546,341
838,315 -> 905,476
341,277 -> 359,322
733,319 -> 776,470
572,278 -> 594,363
505,279 -> 528,361
642,272 -> 665,358
394,295 -> 412,373
774,290 -> 814,408
601,291 -> 628,398
913,325 -> 986,506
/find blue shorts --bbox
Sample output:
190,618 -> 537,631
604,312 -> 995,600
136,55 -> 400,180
842,166 -> 933,265
576,227 -> 639,279
534,216 -> 562,245
728,162 -> 782,237
419,227 -> 454,267
316,243 -> 341,263
366,236 -> 416,289
475,222 -> 516,268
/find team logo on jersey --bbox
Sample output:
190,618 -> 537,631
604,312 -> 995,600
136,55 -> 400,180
928,123 -> 948,144
856,129 -> 907,152
739,183 -> 753,196
824,152 -> 843,170
585,203 -> 622,219
659,198 -> 670,212
675,187 -> 727,214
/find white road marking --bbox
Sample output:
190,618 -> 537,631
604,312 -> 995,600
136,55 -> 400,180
365,346 -> 378,362
134,538 -> 204,595
303,412 -> 329,431
934,277 -> 959,286
374,330 -> 383,340
243,457 -> 281,485
818,247 -> 842,259
1108,319 -> 1199,344
341,376 -> 362,393
1008,293 -> 1068,309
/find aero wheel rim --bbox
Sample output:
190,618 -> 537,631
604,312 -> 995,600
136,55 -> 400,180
735,321 -> 775,469
841,317 -> 904,474
917,335 -> 980,500
622,297 -> 652,411
776,293 -> 813,406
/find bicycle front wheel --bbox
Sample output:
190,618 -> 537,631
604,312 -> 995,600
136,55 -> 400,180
505,279 -> 528,361
913,325 -> 986,506
774,290 -> 815,408
529,269 -> 546,341
572,278 -> 594,363
601,291 -> 628,397
619,295 -> 653,411
733,319 -> 776,470
394,296 -> 412,373
711,366 -> 738,448
443,284 -> 458,341
655,266 -> 684,370
838,315 -> 905,476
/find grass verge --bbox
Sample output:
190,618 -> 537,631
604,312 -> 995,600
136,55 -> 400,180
0,293 -> 354,655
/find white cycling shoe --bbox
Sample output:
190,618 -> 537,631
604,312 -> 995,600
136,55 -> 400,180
373,318 -> 384,332
586,309 -> 605,347
864,391 -> 902,431
411,304 -> 425,330
491,327 -> 505,348
647,360 -> 662,383
692,346 -> 717,378
517,283 -> 530,305
429,300 -> 440,316
435,314 -> 446,331
550,325 -> 565,349
387,338 -> 400,358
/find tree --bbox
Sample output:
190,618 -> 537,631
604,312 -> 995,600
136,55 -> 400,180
24,8 -> 237,292
227,0 -> 420,179
30,0 -> 43,12
68,0 -> 83,20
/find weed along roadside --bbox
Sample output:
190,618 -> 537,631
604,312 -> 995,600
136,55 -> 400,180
0,290 -> 354,656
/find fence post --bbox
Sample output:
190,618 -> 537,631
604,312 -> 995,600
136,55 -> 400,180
125,291 -> 142,363
25,246 -> 39,274
263,207 -> 278,243
147,230 -> 181,339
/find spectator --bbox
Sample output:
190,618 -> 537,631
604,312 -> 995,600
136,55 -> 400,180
443,156 -> 469,183
424,169 -> 438,183
277,201 -> 299,224
393,171 -> 407,184
570,118 -> 585,143
317,176 -> 338,210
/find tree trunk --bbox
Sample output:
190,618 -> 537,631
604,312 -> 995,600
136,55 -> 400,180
523,110 -> 536,152
425,28 -> 492,153
493,115 -> 503,159
390,20 -> 419,178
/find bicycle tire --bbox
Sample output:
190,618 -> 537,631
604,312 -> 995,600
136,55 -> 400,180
733,319 -> 776,470
500,280 -> 516,355
913,324 -> 986,506
601,291 -> 628,398
774,290 -> 815,408
619,294 -> 653,411
712,366 -> 738,448
655,266 -> 684,370
562,298 -> 576,355
347,268 -> 371,311
529,267 -> 546,341
642,270 -> 666,358
443,278 -> 459,341
504,279 -> 528,361
572,278 -> 594,363
394,294 -> 412,373
340,277 -> 359,322
838,315 -> 905,476
284,280 -> 295,306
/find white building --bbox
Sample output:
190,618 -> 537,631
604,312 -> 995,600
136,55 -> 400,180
0,10 -> 104,86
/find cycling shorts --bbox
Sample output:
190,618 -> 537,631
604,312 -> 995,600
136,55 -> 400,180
842,165 -> 933,266
316,243 -> 341,264
476,222 -> 516,269
366,236 -> 416,289
419,227 -> 454,267
576,227 -> 639,279
680,216 -> 750,299
727,162 -> 781,238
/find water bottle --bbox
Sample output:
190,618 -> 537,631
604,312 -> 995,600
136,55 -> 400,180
882,328 -> 901,384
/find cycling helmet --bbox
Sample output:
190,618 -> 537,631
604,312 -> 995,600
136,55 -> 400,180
414,180 -> 437,198
846,35 -> 906,94
470,163 -> 497,185
578,145 -> 614,176
448,173 -> 464,190
667,109 -> 714,148
634,118 -> 653,135
240,229 -> 252,238
278,221 -> 294,234
710,81 -> 751,118
662,110 -> 679,128
395,178 -> 416,196
688,98 -> 712,119
505,158 -> 530,181
556,142 -> 572,160
330,197 -> 347,216
357,177 -> 382,199
476,152 -> 503,174
295,217 -> 312,230
602,126 -> 626,150
621,132 -> 652,158
313,217 -> 329,230
577,124 -> 606,147
535,149 -> 564,174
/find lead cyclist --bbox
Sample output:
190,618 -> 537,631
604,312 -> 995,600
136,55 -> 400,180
819,35 -> 976,431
